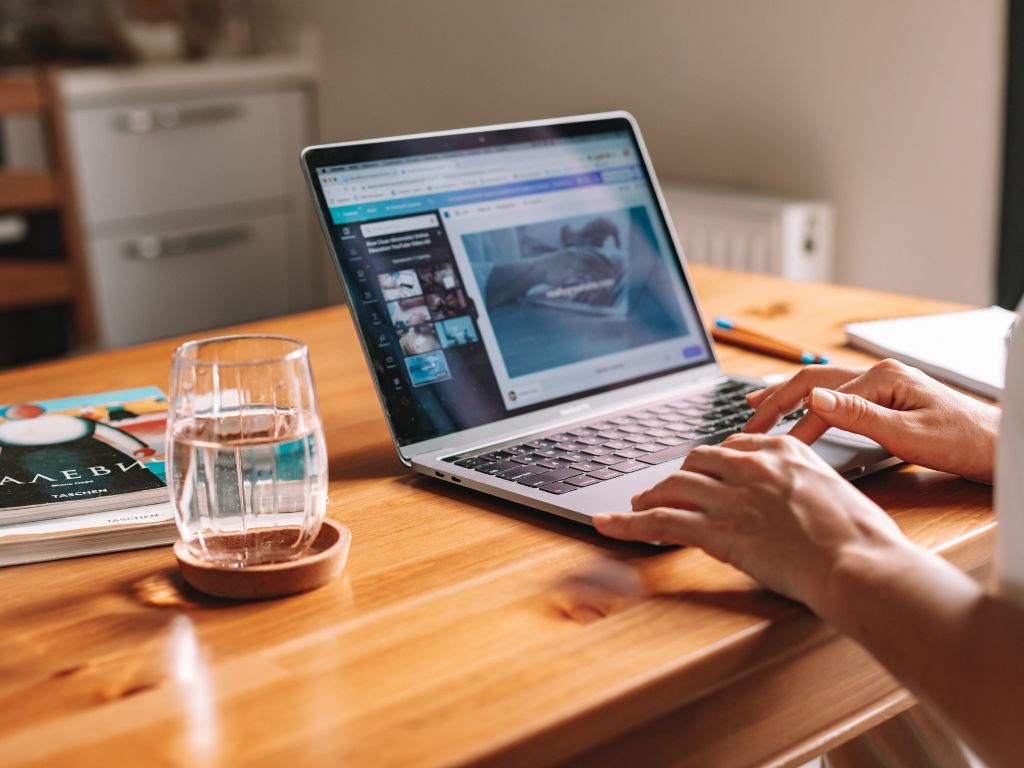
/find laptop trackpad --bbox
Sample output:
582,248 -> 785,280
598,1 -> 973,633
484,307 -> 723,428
812,430 -> 893,477
772,422 -> 894,477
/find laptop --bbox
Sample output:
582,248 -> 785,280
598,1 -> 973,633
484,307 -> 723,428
301,112 -> 897,526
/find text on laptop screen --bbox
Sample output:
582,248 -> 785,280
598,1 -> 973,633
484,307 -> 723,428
313,123 -> 712,446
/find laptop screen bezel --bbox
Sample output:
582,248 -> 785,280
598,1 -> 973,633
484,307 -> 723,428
301,111 -> 720,461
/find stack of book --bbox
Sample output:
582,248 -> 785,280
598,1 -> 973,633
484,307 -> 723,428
0,387 -> 177,567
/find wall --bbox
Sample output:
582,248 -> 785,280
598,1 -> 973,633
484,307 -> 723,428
246,0 -> 1005,305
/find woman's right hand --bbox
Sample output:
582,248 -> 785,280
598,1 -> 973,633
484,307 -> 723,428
742,358 -> 1001,483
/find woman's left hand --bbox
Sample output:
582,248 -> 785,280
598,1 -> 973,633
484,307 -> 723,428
593,433 -> 908,616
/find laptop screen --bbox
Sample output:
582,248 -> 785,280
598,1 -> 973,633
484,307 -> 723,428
307,116 -> 713,446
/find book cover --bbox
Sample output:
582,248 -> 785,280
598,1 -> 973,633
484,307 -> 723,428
0,387 -> 168,511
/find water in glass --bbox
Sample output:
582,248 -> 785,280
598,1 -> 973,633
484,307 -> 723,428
167,335 -> 328,567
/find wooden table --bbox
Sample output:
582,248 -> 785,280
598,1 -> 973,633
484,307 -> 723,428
0,266 -> 995,767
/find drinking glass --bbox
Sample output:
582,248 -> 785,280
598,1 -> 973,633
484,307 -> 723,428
167,335 -> 328,567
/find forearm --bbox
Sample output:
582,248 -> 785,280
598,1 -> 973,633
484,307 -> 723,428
821,538 -> 1024,768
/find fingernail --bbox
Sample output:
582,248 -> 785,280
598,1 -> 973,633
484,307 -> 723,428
593,514 -> 612,527
811,387 -> 838,412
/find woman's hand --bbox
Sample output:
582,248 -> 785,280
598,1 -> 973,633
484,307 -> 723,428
593,434 -> 909,618
743,358 -> 1000,483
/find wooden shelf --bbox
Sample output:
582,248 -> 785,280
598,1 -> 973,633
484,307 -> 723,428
0,68 -> 97,347
0,259 -> 72,310
0,170 -> 61,211
0,74 -> 42,114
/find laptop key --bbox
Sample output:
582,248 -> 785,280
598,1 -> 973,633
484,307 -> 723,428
538,482 -> 577,494
609,459 -> 647,473
503,444 -> 534,455
496,465 -> 546,481
637,444 -> 689,465
454,457 -> 490,469
481,451 -> 514,462
558,452 -> 589,463
666,423 -> 698,433
552,450 -> 585,462
591,455 -> 624,465
570,461 -> 604,472
565,475 -> 601,488
602,440 -> 630,450
537,458 -> 570,469
511,454 -> 545,464
655,436 -> 685,446
559,442 -> 589,453
658,412 -> 688,423
475,460 -> 521,475
633,443 -> 665,453
589,468 -> 623,480
613,448 -> 645,459
581,446 -> 612,456
517,467 -> 583,487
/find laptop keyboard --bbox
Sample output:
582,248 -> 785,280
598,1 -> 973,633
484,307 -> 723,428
443,379 -> 804,495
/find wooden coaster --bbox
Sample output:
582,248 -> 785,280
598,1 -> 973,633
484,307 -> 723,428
174,518 -> 351,600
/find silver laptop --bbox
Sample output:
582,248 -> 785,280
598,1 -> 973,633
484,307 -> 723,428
301,112 -> 896,526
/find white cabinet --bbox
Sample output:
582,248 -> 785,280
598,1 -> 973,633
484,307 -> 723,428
89,210 -> 292,347
60,58 -> 321,348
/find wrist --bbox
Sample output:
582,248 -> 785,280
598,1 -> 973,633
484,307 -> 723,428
961,401 -> 1000,483
818,533 -> 920,640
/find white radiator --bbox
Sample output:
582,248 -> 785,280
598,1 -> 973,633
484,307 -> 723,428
658,182 -> 835,282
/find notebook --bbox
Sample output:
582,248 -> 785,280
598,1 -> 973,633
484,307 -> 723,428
845,306 -> 1016,400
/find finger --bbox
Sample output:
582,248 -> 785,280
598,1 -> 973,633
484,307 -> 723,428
784,409 -> 833,445
593,507 -> 709,546
785,362 -> 906,443
720,432 -> 785,452
743,365 -> 864,434
631,468 -> 722,512
746,384 -> 780,407
801,386 -> 901,445
680,445 -> 745,481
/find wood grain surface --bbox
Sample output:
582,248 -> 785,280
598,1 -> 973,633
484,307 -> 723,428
0,266 -> 994,767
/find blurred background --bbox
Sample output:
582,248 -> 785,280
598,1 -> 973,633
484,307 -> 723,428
0,0 -> 1012,368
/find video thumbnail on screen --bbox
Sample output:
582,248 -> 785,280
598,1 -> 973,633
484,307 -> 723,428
461,207 -> 689,378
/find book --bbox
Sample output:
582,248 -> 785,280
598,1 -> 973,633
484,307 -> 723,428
0,502 -> 176,567
845,306 -> 1016,400
0,387 -> 170,524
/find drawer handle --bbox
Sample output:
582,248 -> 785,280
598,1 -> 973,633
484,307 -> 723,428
114,103 -> 242,134
124,225 -> 251,261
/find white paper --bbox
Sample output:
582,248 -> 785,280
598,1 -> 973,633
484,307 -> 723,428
845,306 -> 1015,399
